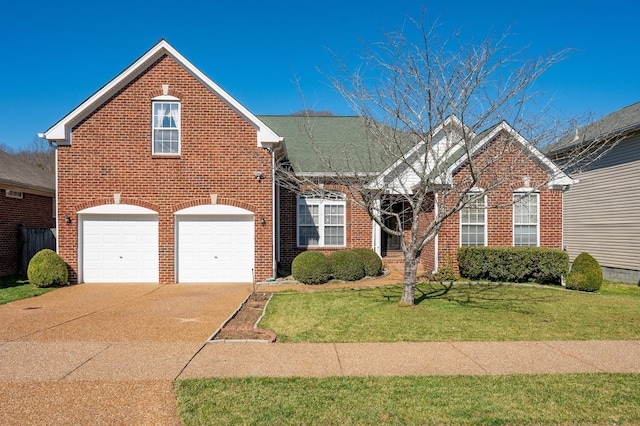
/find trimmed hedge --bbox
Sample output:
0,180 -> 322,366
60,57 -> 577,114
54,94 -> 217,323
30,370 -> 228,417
351,248 -> 383,277
27,249 -> 68,288
291,251 -> 332,284
566,252 -> 603,292
457,246 -> 569,284
330,250 -> 366,281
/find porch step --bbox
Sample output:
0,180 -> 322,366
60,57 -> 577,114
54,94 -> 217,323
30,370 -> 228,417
383,256 -> 426,275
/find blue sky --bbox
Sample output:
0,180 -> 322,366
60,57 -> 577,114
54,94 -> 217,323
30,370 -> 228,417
2,0 -> 639,150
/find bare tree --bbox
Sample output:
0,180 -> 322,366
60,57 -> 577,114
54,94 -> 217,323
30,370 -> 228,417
276,17 -> 619,305
1,137 -> 55,173
291,110 -> 335,117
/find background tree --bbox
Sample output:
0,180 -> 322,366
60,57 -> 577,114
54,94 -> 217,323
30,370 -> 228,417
277,16 -> 620,305
1,137 -> 55,173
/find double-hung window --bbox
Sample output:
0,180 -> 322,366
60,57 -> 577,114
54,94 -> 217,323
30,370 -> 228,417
152,100 -> 180,155
460,191 -> 487,246
297,192 -> 345,247
513,192 -> 539,246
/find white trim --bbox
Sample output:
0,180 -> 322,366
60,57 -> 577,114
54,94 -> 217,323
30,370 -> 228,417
174,204 -> 253,216
152,100 -> 181,155
152,94 -> 180,101
513,191 -> 540,247
78,204 -> 157,215
296,192 -> 346,248
41,40 -> 283,148
460,190 -> 487,247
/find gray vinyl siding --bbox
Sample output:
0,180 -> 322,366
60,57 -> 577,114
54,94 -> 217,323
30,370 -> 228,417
563,135 -> 640,271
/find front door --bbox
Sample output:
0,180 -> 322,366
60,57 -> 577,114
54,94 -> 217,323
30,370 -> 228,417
382,200 -> 405,254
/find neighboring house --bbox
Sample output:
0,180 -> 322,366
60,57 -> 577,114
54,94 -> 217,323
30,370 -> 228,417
548,102 -> 640,283
40,40 -> 572,284
0,150 -> 55,276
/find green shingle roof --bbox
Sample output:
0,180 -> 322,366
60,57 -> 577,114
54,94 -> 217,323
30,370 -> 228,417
548,101 -> 640,154
258,115 -> 401,174
0,149 -> 54,194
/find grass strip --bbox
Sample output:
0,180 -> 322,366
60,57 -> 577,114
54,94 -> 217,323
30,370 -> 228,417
176,373 -> 640,425
260,282 -> 640,342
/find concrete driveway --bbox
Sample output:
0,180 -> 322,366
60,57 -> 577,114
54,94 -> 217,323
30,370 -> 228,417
0,283 -> 252,425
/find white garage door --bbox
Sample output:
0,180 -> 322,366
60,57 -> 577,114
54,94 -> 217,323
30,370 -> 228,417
79,206 -> 159,283
176,207 -> 254,283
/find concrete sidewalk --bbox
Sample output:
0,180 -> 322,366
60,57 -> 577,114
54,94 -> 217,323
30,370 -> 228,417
181,340 -> 640,378
1,281 -> 638,425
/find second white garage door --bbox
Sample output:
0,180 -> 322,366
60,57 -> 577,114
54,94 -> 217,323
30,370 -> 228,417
176,206 -> 255,283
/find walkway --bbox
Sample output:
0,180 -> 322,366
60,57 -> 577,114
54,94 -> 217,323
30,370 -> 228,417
0,280 -> 638,424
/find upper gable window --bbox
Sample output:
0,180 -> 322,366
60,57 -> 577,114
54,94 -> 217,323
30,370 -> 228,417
152,99 -> 180,155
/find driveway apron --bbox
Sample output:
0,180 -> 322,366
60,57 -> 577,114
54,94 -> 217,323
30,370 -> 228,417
0,283 -> 252,425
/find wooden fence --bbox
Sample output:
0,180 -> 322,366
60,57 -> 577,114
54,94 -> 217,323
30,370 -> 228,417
18,227 -> 56,276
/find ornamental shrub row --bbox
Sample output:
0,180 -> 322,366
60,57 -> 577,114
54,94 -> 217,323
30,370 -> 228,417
291,248 -> 383,284
457,246 -> 569,284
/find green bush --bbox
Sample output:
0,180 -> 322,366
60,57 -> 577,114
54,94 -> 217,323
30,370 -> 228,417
457,246 -> 569,284
329,250 -> 365,281
434,255 -> 458,282
27,249 -> 68,288
352,248 -> 383,277
566,252 -> 603,292
291,251 -> 332,284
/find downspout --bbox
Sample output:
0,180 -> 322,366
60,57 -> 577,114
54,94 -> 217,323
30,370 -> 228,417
433,192 -> 439,274
269,144 -> 284,280
39,134 -> 59,246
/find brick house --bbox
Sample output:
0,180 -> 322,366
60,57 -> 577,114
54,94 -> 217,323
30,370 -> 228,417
0,150 -> 55,276
40,40 -> 573,284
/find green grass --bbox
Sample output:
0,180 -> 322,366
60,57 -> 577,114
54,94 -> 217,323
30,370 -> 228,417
0,275 -> 55,305
260,282 -> 640,342
176,373 -> 640,425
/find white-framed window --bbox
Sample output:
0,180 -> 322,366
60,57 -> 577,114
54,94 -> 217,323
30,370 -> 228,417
460,190 -> 487,246
6,190 -> 24,199
513,191 -> 539,246
297,191 -> 346,247
152,100 -> 180,155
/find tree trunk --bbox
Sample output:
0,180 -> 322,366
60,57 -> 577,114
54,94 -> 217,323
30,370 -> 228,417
400,252 -> 419,305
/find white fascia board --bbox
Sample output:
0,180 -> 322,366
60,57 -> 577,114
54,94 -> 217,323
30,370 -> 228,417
368,116 -> 474,190
42,40 -> 283,148
447,121 -> 576,188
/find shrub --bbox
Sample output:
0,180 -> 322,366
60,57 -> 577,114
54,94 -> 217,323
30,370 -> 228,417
566,252 -> 603,292
434,255 -> 458,282
27,249 -> 68,288
457,246 -> 569,284
329,250 -> 366,281
352,248 -> 383,277
291,251 -> 332,284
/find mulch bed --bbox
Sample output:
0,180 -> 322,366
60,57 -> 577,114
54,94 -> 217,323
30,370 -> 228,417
213,292 -> 276,342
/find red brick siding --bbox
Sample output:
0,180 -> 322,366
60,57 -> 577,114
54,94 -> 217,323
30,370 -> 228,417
0,191 -> 55,276
278,185 -> 372,272
57,55 -> 273,284
429,137 -> 564,273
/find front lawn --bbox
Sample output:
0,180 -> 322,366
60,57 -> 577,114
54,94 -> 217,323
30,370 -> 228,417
176,373 -> 640,425
0,275 -> 55,305
259,282 -> 640,342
